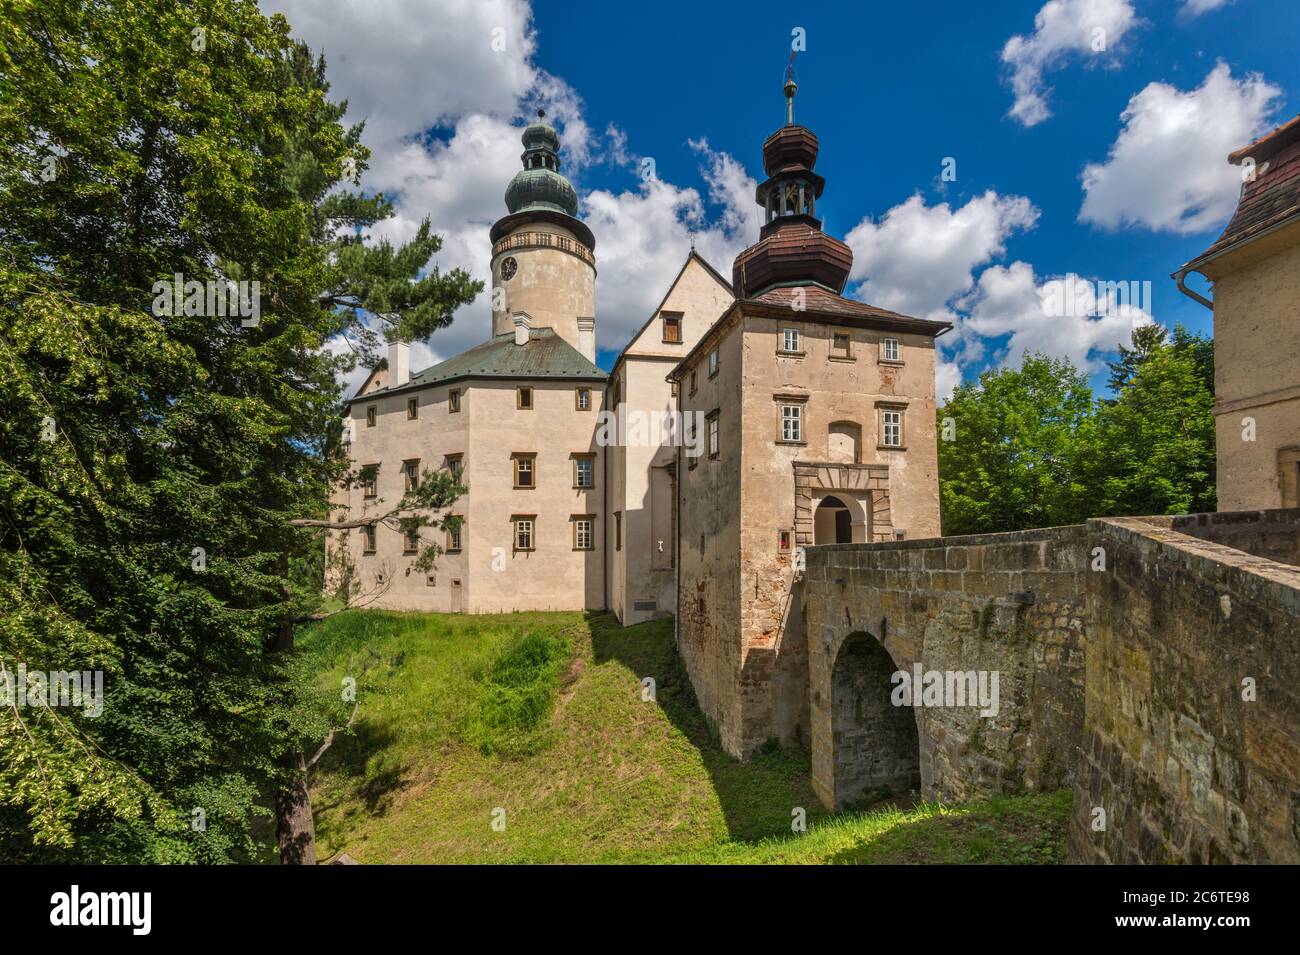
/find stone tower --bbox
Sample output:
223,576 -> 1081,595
489,111 -> 597,361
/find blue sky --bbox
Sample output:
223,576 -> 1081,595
266,0 -> 1299,398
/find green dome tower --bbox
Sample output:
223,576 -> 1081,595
489,111 -> 597,360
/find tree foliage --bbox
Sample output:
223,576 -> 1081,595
938,327 -> 1216,536
0,0 -> 479,860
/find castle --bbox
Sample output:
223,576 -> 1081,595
331,80 -> 944,647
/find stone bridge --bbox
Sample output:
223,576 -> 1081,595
800,509 -> 1300,864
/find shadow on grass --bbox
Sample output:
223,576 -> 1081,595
828,792 -> 1071,864
587,610 -> 828,844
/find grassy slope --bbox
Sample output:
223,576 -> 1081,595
299,610 -> 1070,864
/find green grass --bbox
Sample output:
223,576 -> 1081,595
297,610 -> 1071,864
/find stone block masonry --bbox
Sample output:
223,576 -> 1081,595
800,510 -> 1300,863
1069,515 -> 1300,864
803,525 -> 1088,809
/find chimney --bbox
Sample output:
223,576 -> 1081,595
388,340 -> 410,387
513,311 -> 532,346
577,316 -> 595,363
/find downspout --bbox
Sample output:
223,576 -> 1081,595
674,375 -> 682,655
1173,265 -> 1214,310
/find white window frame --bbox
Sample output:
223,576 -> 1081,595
882,337 -> 901,362
574,517 -> 594,550
882,410 -> 903,448
780,404 -> 802,443
782,328 -> 801,353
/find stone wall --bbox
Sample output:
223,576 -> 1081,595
803,525 -> 1088,809
1160,507 -> 1300,567
1069,516 -> 1300,864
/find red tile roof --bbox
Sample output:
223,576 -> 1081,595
1187,114 -> 1300,267
745,285 -> 952,334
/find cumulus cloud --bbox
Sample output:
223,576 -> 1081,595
958,261 -> 1152,375
1079,63 -> 1282,234
261,0 -> 760,378
1000,0 -> 1138,126
845,192 -> 1040,323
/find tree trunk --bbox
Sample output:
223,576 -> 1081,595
276,750 -> 317,865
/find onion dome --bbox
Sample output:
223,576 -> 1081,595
504,110 -> 579,217
732,80 -> 852,297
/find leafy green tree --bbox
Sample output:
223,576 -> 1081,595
0,0 -> 478,863
938,355 -> 1096,535
1087,326 -> 1216,516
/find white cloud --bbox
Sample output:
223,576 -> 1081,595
1180,0 -> 1234,17
262,0 -> 537,145
844,192 -> 1040,323
958,261 -> 1152,374
1000,0 -> 1138,126
1079,62 -> 1282,234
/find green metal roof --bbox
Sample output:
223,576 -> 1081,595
357,328 -> 606,403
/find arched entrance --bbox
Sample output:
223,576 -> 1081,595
830,632 -> 921,806
814,495 -> 853,544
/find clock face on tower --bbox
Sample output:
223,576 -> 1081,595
501,256 -> 518,280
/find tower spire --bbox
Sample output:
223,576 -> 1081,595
784,52 -> 798,125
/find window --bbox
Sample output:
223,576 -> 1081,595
882,337 -> 901,363
402,459 -> 420,492
407,397 -> 419,419
778,530 -> 792,554
882,410 -> 903,448
517,386 -> 533,410
690,370 -> 698,395
573,516 -> 594,550
362,524 -> 376,554
707,410 -> 719,459
781,328 -> 802,353
687,418 -> 698,470
573,454 -> 595,489
831,333 -> 852,359
513,515 -> 535,551
366,406 -> 377,427
426,573 -> 436,587
362,465 -> 378,499
662,312 -> 682,343
575,387 -> 591,411
513,453 -> 535,489
708,348 -> 719,378
402,524 -> 419,554
445,454 -> 463,484
780,404 -> 802,443
614,512 -> 622,551
448,389 -> 461,413
446,522 -> 462,552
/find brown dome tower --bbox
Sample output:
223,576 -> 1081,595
732,76 -> 853,298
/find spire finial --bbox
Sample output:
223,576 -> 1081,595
538,108 -> 546,120
783,52 -> 798,125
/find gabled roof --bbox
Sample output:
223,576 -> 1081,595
608,249 -> 733,375
1183,113 -> 1300,271
347,327 -> 605,405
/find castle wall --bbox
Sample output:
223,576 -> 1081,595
332,377 -> 605,614
1069,515 -> 1300,864
676,319 -> 745,752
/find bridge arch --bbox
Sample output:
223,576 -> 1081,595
827,630 -> 921,807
